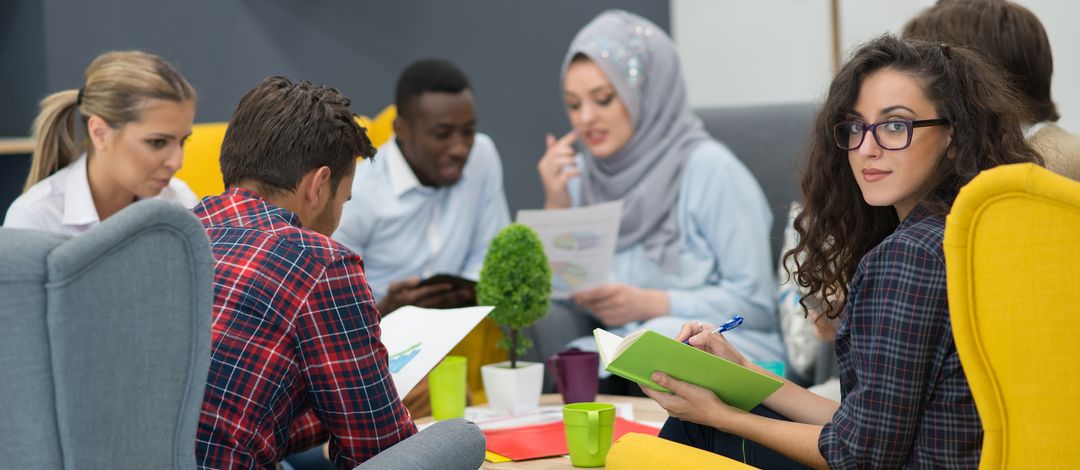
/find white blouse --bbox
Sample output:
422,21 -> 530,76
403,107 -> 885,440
3,153 -> 198,236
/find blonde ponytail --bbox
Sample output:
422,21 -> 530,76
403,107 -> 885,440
25,90 -> 81,191
22,50 -> 196,192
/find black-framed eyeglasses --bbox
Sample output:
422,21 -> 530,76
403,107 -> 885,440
833,118 -> 950,151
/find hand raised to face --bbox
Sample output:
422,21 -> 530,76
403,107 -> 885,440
537,130 -> 579,209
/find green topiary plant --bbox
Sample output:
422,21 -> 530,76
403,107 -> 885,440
476,223 -> 552,369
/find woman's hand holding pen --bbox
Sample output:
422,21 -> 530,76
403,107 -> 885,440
675,320 -> 751,369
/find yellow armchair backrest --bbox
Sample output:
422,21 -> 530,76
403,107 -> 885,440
605,433 -> 757,469
944,163 -> 1080,469
176,122 -> 228,198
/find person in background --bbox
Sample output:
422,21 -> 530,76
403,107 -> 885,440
776,203 -> 841,400
194,76 -> 417,469
644,36 -> 1041,468
904,0 -> 1080,180
527,10 -> 783,374
333,59 -> 510,315
4,50 -> 198,234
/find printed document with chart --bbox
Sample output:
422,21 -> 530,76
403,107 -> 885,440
380,305 -> 493,398
516,200 -> 622,299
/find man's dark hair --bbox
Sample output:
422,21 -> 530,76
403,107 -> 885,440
220,76 -> 376,194
394,59 -> 471,119
903,0 -> 1059,123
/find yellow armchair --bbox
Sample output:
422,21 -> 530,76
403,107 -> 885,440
176,122 -> 228,198
605,433 -> 757,469
944,163 -> 1080,469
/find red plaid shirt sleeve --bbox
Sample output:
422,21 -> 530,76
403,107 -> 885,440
297,254 -> 416,468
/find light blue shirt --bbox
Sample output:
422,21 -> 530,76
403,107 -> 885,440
333,133 -> 510,301
568,140 -> 783,362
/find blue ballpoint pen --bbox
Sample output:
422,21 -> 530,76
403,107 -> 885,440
682,315 -> 744,344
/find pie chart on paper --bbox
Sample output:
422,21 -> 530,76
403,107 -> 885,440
550,261 -> 587,292
552,232 -> 601,251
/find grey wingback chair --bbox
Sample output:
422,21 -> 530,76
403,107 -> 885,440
0,199 -> 213,469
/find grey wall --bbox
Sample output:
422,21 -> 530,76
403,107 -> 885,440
0,0 -> 48,212
1,0 -> 47,136
1,0 -> 669,218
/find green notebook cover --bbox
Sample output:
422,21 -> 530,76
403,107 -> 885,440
594,328 -> 783,411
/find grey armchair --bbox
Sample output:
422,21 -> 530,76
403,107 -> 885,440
0,199 -> 213,469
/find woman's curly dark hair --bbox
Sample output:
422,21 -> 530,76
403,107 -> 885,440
786,35 -> 1042,319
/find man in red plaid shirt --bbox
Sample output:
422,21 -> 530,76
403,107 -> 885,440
193,76 -> 416,469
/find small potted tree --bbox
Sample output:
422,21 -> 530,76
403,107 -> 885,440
477,223 -> 552,414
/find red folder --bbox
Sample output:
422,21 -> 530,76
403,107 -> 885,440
483,418 -> 660,461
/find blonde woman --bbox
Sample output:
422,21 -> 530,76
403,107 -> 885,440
4,50 -> 198,235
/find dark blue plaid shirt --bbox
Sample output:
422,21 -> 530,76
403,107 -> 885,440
819,207 -> 982,468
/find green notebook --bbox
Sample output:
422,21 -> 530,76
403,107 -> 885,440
594,328 -> 783,411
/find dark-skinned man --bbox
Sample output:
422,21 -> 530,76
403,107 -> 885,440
334,59 -> 510,315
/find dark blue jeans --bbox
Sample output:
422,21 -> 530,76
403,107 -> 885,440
658,406 -> 813,469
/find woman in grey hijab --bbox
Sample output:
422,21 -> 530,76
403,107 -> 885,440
532,10 -> 783,367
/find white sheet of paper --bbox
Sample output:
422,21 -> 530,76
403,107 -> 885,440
462,402 -> 636,430
380,305 -> 493,398
516,200 -> 622,299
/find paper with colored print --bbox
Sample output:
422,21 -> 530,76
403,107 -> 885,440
516,200 -> 622,299
380,305 -> 493,398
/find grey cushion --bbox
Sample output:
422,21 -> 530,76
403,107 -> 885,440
354,419 -> 486,470
696,103 -> 818,263
0,199 -> 213,469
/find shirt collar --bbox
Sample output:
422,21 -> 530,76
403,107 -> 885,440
61,153 -> 102,226
900,203 -> 934,228
1023,121 -> 1051,140
218,187 -> 303,228
384,139 -> 424,198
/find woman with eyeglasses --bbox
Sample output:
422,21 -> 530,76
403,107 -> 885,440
642,35 -> 1042,468
530,10 -> 783,374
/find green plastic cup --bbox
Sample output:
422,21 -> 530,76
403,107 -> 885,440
429,356 -> 467,420
562,402 -> 616,467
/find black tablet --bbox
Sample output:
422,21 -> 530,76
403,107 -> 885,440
417,273 -> 477,290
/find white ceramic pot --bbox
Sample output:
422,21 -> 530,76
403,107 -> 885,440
481,361 -> 544,415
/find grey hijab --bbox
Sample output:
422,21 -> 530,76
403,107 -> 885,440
563,10 -> 709,272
